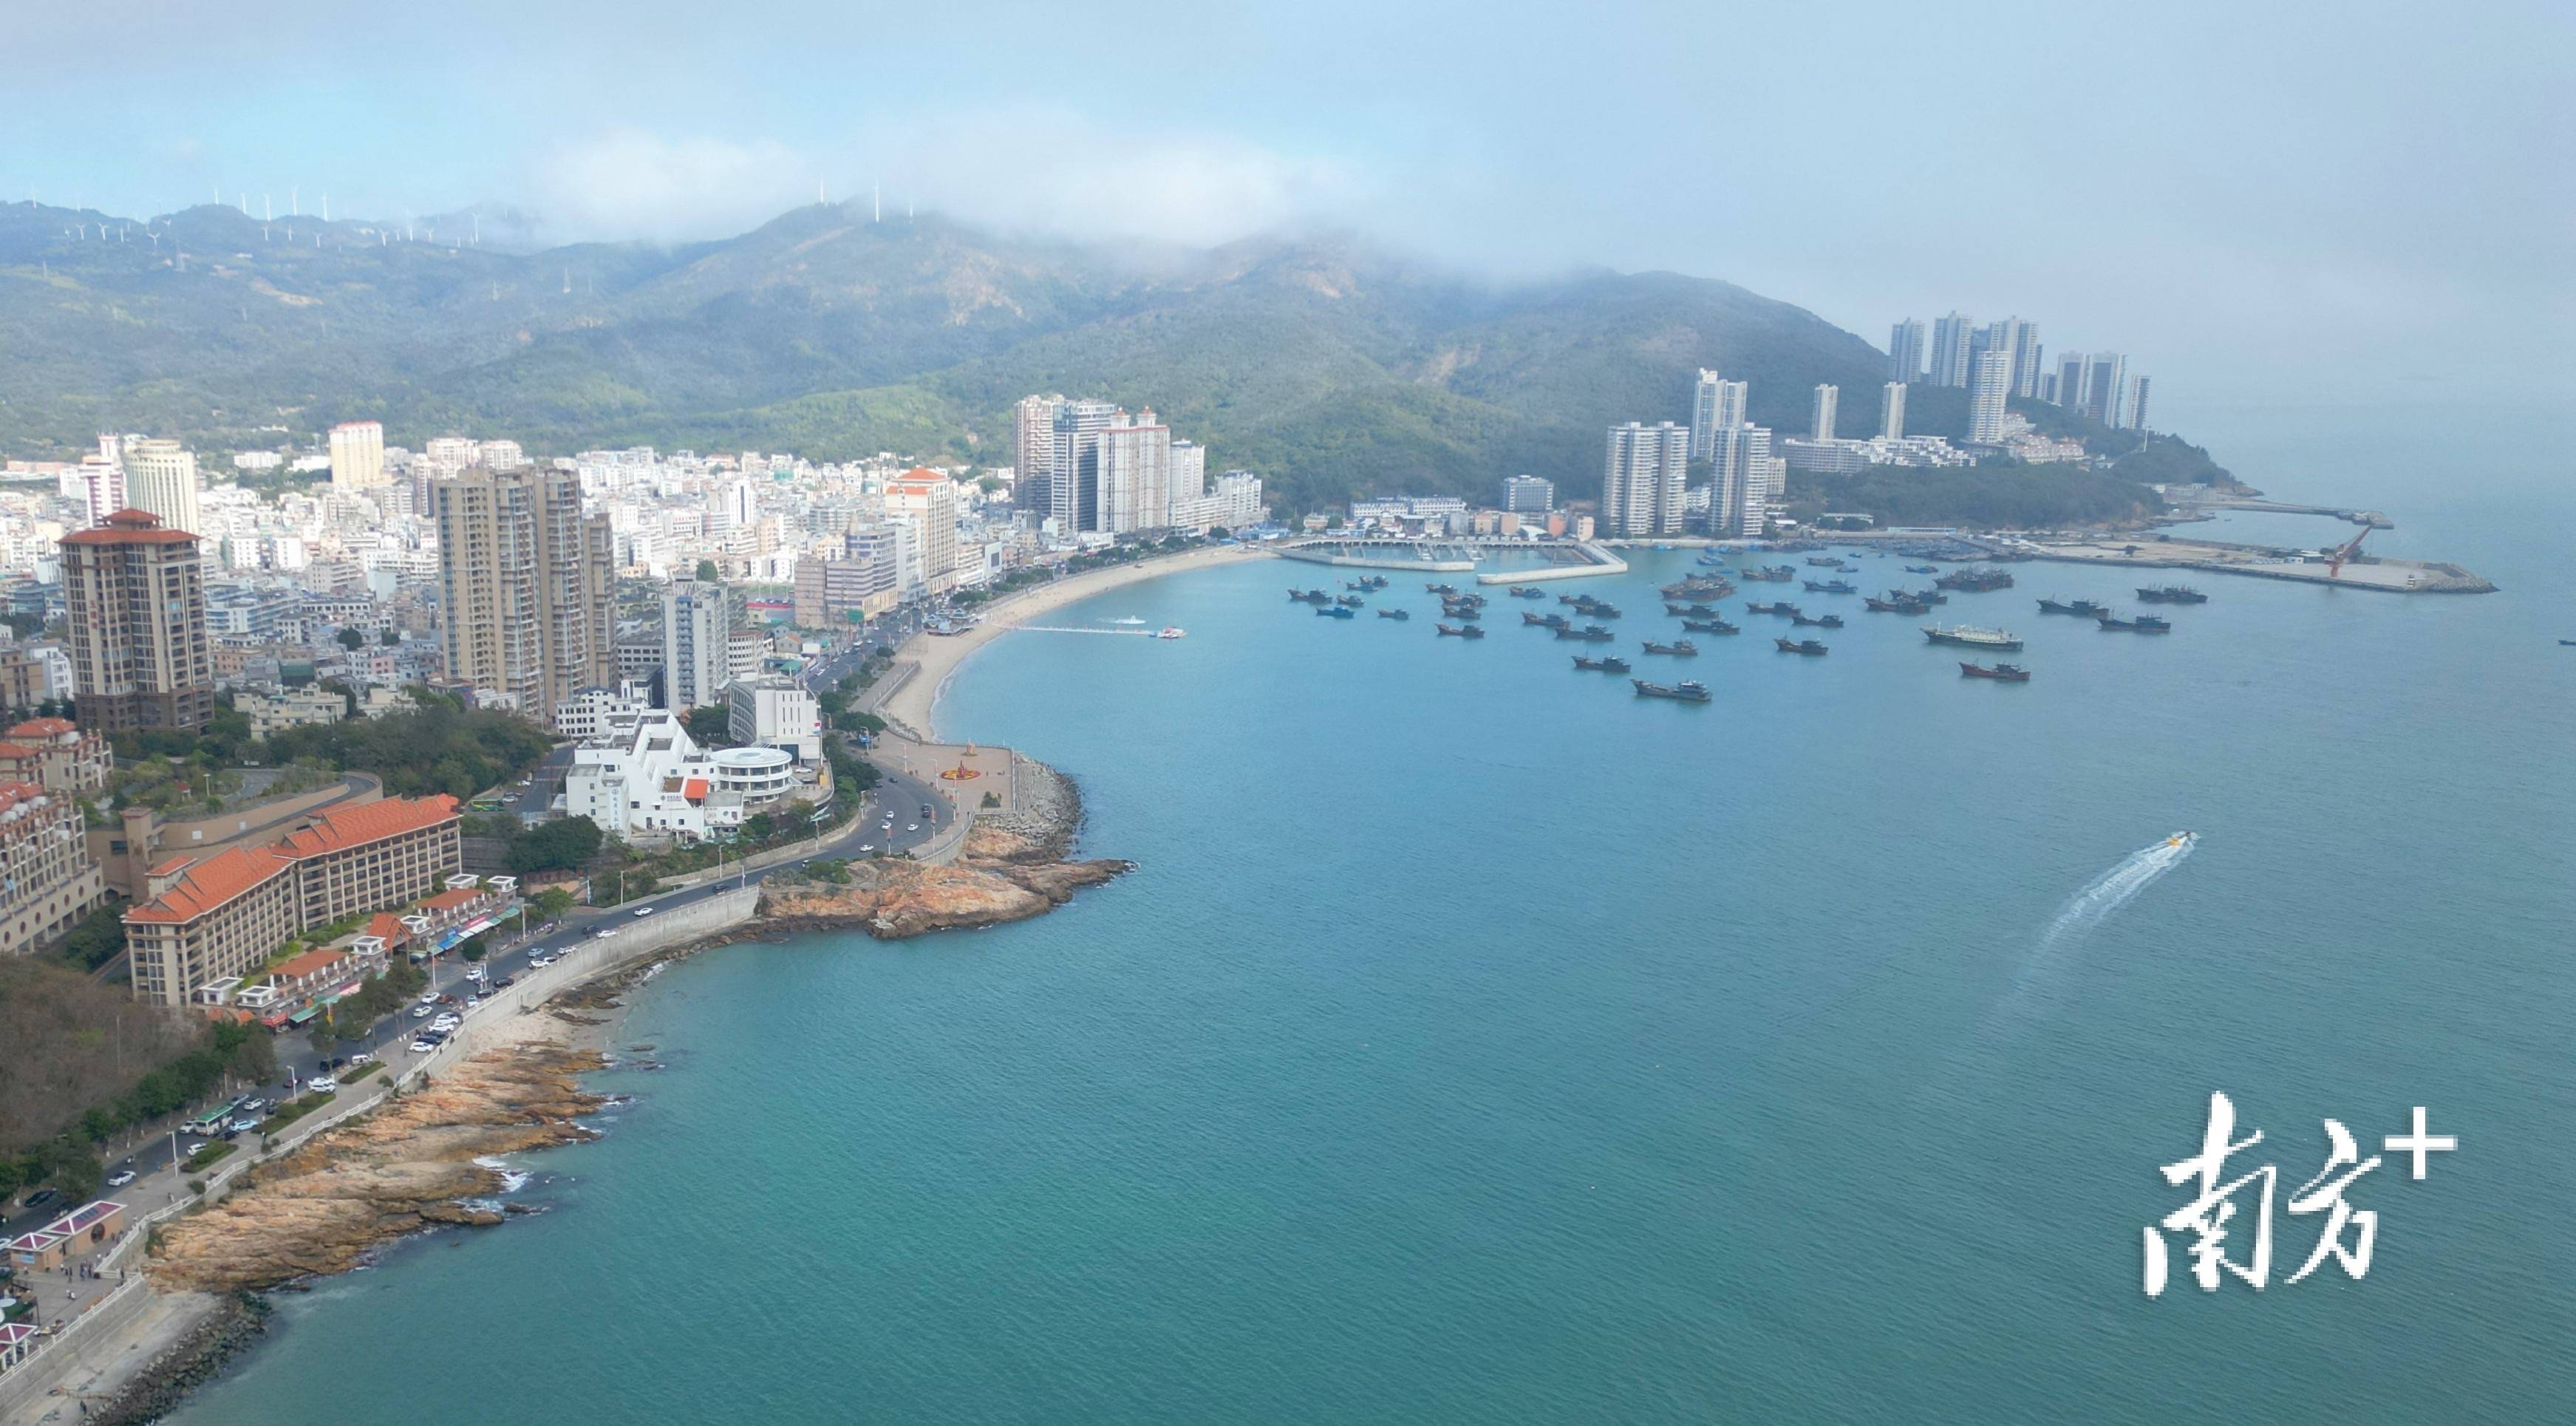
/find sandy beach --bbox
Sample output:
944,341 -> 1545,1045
878,542 -> 1270,737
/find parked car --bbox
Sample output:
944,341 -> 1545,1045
490,975 -> 516,989
239,1098 -> 268,1114
413,1005 -> 435,1018
308,1077 -> 339,1094
596,928 -> 619,939
633,905 -> 655,917
228,1118 -> 259,1134
106,1169 -> 137,1188
409,1038 -> 436,1053
347,1051 -> 375,1066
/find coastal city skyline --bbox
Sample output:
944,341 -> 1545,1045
0,4 -> 2565,1424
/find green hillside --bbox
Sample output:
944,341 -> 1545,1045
0,199 -> 2154,514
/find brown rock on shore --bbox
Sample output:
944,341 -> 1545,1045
760,754 -> 1128,938
146,1028 -> 607,1294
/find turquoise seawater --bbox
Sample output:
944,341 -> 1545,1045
174,406 -> 2574,1424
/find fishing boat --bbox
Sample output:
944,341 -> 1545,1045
1632,679 -> 1713,702
1289,588 -> 1334,604
1426,582 -> 1459,595
1336,594 -> 1365,607
1773,638 -> 1829,656
1865,595 -> 1932,615
1805,556 -> 1847,569
1904,564 -> 1940,574
2136,585 -> 2209,604
1960,662 -> 2031,681
1315,604 -> 1356,619
1738,565 -> 1796,582
1156,627 -> 1187,640
2037,598 -> 2110,617
1507,586 -> 1547,598
1747,601 -> 1802,618
1436,622 -> 1486,638
1790,612 -> 1844,629
1377,607 -> 1411,621
1922,624 -> 2024,650
1523,611 -> 1569,628
1641,639 -> 1700,656
1935,567 -> 2016,593
1553,624 -> 1616,642
1802,579 -> 1858,595
1572,655 -> 1632,672
1680,618 -> 1740,635
2097,614 -> 2173,633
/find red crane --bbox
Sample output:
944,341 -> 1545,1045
2326,527 -> 2369,579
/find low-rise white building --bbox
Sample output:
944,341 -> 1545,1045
564,709 -> 804,844
726,675 -> 822,763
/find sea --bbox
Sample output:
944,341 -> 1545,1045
171,403 -> 2574,1425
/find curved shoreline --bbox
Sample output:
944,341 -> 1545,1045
877,543 -> 1268,737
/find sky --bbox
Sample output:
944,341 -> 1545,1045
10,0 -> 2572,408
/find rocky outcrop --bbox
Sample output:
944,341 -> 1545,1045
761,755 -> 1127,938
145,1034 -> 604,1294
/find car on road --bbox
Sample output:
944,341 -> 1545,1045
107,1169 -> 137,1188
596,927 -> 619,939
490,975 -> 517,989
348,1051 -> 375,1066
413,1004 -> 435,1018
464,996 -> 483,1011
860,844 -> 875,853
418,991 -> 440,1005
409,1038 -> 436,1053
308,1077 -> 339,1094
228,1117 -> 259,1133
530,954 -> 556,968
239,1098 -> 268,1114
907,824 -> 919,833
633,905 -> 655,917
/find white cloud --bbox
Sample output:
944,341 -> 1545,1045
865,108 -> 1372,248
536,129 -> 813,242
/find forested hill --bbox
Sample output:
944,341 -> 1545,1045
0,200 -> 1918,512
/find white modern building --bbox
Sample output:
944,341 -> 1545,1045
726,675 -> 821,763
661,577 -> 731,709
1601,422 -> 1689,536
1811,385 -> 1839,442
564,709 -> 805,844
329,421 -> 386,489
1967,349 -> 2014,446
123,438 -> 202,536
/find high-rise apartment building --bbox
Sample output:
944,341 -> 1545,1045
1690,369 -> 1726,460
1881,382 -> 1907,440
2082,354 -> 2128,426
1092,412 -> 1174,535
73,455 -> 122,530
1013,395 -> 1065,511
661,578 -> 732,710
1929,313 -> 1975,388
1502,475 -> 1556,514
1047,399 -> 1120,532
60,509 -> 214,732
1601,422 -> 1690,537
477,439 -> 528,472
2054,353 -> 2086,409
2124,375 -> 2152,431
1711,424 -> 1775,537
329,421 -> 387,489
1975,318 -> 2042,399
432,465 -> 614,728
1967,349 -> 2014,445
123,438 -> 202,535
886,469 -> 961,593
1888,320 -> 1926,383
1811,385 -> 1839,442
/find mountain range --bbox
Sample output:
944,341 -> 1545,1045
1,200 -> 2088,513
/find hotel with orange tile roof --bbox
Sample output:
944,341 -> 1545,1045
125,794 -> 464,1006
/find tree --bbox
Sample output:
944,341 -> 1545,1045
531,887 -> 576,920
58,903 -> 128,970
335,627 -> 367,651
740,811 -> 775,843
695,559 -> 720,582
508,816 -> 604,875
684,705 -> 732,746
458,933 -> 489,963
381,628 -> 401,647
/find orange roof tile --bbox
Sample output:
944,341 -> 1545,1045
682,777 -> 709,801
421,887 -> 482,911
7,717 -> 77,738
273,946 -> 344,980
125,845 -> 293,924
0,743 -> 38,759
276,795 -> 460,859
366,912 -> 406,944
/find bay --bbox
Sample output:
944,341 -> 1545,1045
171,403 -> 2575,1423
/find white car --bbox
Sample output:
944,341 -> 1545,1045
412,1005 -> 434,1018
409,1038 -> 436,1053
596,927 -> 619,939
308,1077 -> 339,1094
859,844 -> 875,853
107,1169 -> 137,1188
906,824 -> 919,833
464,996 -> 483,1011
633,905 -> 655,917
347,1051 -> 375,1065
530,954 -> 556,968
418,990 -> 440,1006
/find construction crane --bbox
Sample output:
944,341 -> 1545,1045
2326,527 -> 2369,579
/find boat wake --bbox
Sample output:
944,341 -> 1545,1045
1108,616 -> 1147,625
2042,832 -> 2197,950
